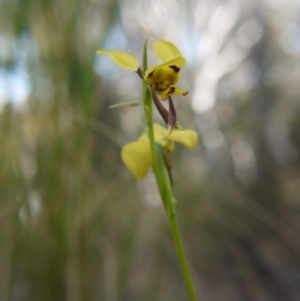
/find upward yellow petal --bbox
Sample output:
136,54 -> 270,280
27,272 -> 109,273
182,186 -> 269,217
153,40 -> 182,62
168,130 -> 198,149
96,50 -> 140,72
121,140 -> 152,179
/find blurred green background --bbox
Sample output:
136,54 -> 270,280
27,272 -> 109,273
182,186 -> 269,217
1,0 -> 300,300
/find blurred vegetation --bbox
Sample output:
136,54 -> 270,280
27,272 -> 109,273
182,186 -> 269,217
1,0 -> 300,300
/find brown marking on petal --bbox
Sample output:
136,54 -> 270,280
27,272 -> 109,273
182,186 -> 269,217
183,91 -> 189,96
147,70 -> 154,78
155,82 -> 165,88
167,86 -> 176,96
169,65 -> 180,72
156,87 -> 169,92
136,67 -> 144,79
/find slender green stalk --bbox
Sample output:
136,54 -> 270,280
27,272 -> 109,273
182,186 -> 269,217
156,146 -> 198,301
142,39 -> 168,211
169,212 -> 198,301
142,40 -> 198,301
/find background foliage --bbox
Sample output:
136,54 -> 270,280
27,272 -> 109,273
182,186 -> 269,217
1,0 -> 300,300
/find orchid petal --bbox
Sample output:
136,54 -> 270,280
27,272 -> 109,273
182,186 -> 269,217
121,140 -> 152,179
153,40 -> 182,62
153,123 -> 169,140
168,130 -> 198,149
151,89 -> 169,125
168,96 -> 177,133
145,56 -> 186,79
157,85 -> 188,101
96,50 -> 140,72
145,67 -> 180,90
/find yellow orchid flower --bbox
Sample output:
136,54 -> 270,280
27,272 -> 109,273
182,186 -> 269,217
96,39 -> 188,101
121,123 -> 198,179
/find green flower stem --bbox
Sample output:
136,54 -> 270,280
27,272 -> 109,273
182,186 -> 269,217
142,39 -> 168,211
156,146 -> 198,301
169,211 -> 198,301
142,40 -> 198,301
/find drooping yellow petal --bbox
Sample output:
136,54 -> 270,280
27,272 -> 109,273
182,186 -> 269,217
156,85 -> 189,101
138,123 -> 168,146
145,56 -> 186,80
96,50 -> 140,71
168,130 -> 198,149
153,40 -> 182,62
121,140 -> 152,179
153,123 -> 169,141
